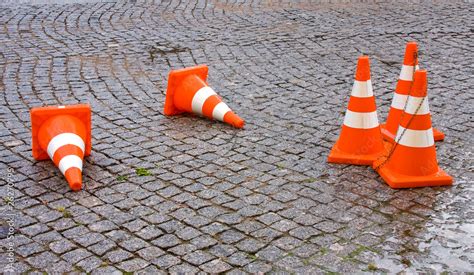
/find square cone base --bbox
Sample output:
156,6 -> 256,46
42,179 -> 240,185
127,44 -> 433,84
327,140 -> 392,166
31,104 -> 92,160
164,64 -> 209,116
381,123 -> 445,142
376,164 -> 453,189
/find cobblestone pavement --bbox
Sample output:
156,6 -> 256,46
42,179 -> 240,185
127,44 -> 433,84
0,0 -> 473,273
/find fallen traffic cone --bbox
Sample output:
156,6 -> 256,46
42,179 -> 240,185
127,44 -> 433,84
381,42 -> 445,142
374,70 -> 452,188
328,56 -> 389,165
31,104 -> 91,191
164,64 -> 244,128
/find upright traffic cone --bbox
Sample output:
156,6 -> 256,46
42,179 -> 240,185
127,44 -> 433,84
374,70 -> 452,188
381,42 -> 445,142
328,56 -> 389,165
31,104 -> 91,191
164,64 -> 244,128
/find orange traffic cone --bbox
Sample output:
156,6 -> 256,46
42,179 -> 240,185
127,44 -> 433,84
381,42 -> 445,142
31,104 -> 91,191
164,65 -> 244,128
328,56 -> 389,165
374,70 -> 452,188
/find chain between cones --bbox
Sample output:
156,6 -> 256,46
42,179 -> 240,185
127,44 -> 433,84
374,51 -> 425,171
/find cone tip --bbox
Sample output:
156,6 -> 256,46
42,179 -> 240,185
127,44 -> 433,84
412,69 -> 427,97
65,168 -> 83,191
404,42 -> 418,65
233,118 -> 245,129
415,69 -> 427,76
69,181 -> 82,191
355,55 -> 371,81
224,112 -> 245,129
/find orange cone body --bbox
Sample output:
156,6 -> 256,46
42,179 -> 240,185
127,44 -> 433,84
164,65 -> 244,128
31,104 -> 91,191
328,56 -> 389,165
381,42 -> 444,142
374,70 -> 452,188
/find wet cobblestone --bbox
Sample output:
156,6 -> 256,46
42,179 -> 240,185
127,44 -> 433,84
0,0 -> 473,273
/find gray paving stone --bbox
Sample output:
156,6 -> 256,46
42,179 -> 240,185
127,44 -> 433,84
168,263 -> 200,275
190,235 -> 218,249
209,244 -> 237,257
273,236 -> 303,251
119,237 -> 149,252
176,226 -> 202,241
50,218 -> 76,231
292,243 -> 321,258
253,227 -> 284,242
256,245 -> 285,262
244,261 -> 273,274
26,251 -> 59,269
104,249 -> 133,264
257,212 -> 282,225
235,220 -> 265,234
117,258 -> 149,272
157,220 -> 185,233
136,265 -> 167,274
183,250 -> 215,265
270,219 -> 299,232
88,239 -> 117,256
89,220 -> 118,233
201,222 -> 229,235
289,226 -> 322,240
17,242 -> 45,257
219,230 -> 246,244
73,232 -> 105,247
76,256 -> 103,273
91,266 -> 122,275
49,239 -> 77,254
152,254 -> 182,269
44,260 -> 74,274
123,219 -> 149,232
137,246 -> 165,261
169,244 -> 198,257
236,238 -> 266,253
199,259 -> 232,273
20,223 -> 50,237
136,225 -> 164,240
152,234 -> 181,248
226,251 -> 254,267
61,248 -> 92,264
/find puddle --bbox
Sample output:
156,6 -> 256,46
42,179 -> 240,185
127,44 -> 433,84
375,178 -> 474,272
417,178 -> 474,272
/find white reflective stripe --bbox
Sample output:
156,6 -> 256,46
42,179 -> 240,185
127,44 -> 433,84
396,126 -> 434,147
390,93 -> 408,110
191,86 -> 217,115
212,102 -> 231,122
58,155 -> 83,175
343,110 -> 379,129
47,133 -> 85,159
399,64 -> 419,81
351,80 -> 373,98
405,96 -> 430,115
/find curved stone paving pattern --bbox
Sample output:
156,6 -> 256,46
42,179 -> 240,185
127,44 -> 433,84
0,0 -> 473,273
